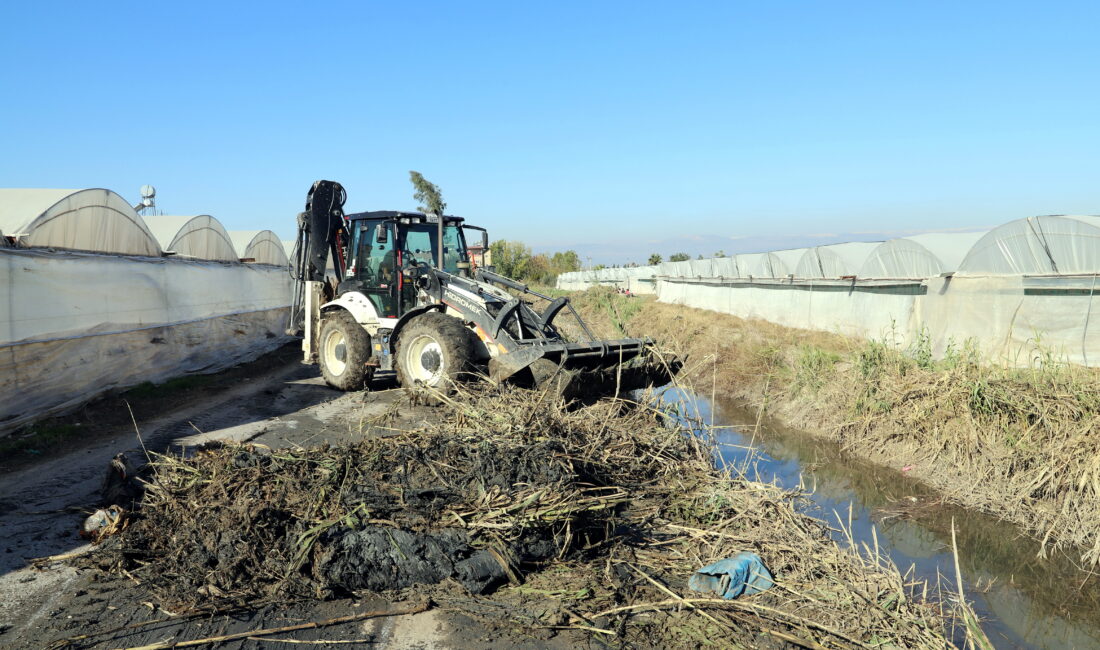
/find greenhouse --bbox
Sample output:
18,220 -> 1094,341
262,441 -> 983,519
737,252 -> 781,278
0,187 -> 294,434
738,249 -> 809,279
794,242 -> 880,279
657,260 -> 693,277
0,188 -> 161,256
144,214 -> 239,262
713,256 -> 739,277
229,230 -> 290,266
686,258 -> 716,277
958,215 -> 1100,275
859,232 -> 987,279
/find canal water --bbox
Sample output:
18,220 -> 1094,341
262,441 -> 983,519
660,387 -> 1100,649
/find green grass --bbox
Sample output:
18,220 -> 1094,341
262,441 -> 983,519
588,287 -> 643,337
791,344 -> 841,394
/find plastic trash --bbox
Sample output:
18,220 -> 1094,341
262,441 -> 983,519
688,552 -> 774,599
82,509 -> 115,534
81,505 -> 125,540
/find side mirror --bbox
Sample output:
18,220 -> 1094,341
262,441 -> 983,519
375,223 -> 388,244
482,231 -> 489,250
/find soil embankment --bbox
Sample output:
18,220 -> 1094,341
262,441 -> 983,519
569,288 -> 1100,566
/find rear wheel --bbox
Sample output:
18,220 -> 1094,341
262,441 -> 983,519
395,312 -> 477,389
319,310 -> 373,390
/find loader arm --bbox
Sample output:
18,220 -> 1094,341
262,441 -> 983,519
289,180 -> 349,334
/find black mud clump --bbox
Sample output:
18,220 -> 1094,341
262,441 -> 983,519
100,420 -> 627,609
316,526 -> 507,595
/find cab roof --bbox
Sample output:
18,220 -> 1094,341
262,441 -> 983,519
347,210 -> 464,224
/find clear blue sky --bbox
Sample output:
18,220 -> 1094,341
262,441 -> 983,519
2,2 -> 1097,263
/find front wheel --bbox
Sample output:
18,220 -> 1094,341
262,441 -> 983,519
318,310 -> 374,390
395,312 -> 477,389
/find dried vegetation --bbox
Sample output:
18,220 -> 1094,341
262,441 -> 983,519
93,382 -> 954,648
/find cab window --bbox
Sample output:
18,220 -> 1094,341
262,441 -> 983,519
399,223 -> 468,274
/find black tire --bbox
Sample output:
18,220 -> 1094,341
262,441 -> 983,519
395,312 -> 478,389
318,310 -> 374,391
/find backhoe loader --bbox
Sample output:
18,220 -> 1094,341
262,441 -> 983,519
288,180 -> 675,398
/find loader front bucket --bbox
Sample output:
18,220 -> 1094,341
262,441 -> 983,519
488,338 -> 680,400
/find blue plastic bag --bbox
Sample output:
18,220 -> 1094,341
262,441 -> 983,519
687,552 -> 774,599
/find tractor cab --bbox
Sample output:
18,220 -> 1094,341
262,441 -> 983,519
340,211 -> 486,319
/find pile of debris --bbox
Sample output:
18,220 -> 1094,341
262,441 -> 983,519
94,384 -> 955,648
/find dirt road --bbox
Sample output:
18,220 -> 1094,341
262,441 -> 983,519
0,350 -> 572,649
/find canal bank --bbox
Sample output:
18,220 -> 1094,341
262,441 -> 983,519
570,288 -> 1100,569
663,386 -> 1100,648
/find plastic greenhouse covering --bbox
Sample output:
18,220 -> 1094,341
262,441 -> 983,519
0,187 -> 294,436
794,242 -> 880,279
686,258 -> 716,277
713,257 -> 739,277
738,252 -> 785,278
859,232 -> 987,278
0,189 -> 161,257
145,215 -> 239,262
959,215 -> 1100,275
229,230 -> 289,266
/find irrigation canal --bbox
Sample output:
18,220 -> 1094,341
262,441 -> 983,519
661,387 -> 1100,649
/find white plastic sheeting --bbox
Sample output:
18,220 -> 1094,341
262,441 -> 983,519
860,232 -> 987,279
145,215 -> 238,262
920,275 -> 1100,365
658,278 -> 918,345
686,258 -> 716,277
656,273 -> 1100,367
739,252 -> 789,278
229,230 -> 289,266
0,189 -> 161,257
713,257 -> 739,278
658,260 -> 693,277
0,248 -> 292,433
556,266 -> 660,292
959,215 -> 1100,275
795,242 -> 880,279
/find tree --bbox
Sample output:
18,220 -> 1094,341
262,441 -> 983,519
527,253 -> 552,284
490,240 -> 533,279
713,250 -> 726,258
408,171 -> 446,215
487,242 -> 586,284
648,253 -> 662,265
669,252 -> 690,262
550,250 -> 582,274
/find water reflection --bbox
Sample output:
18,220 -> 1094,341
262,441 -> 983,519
662,387 -> 1100,649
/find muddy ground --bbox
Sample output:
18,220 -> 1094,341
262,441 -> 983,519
0,349 -> 583,649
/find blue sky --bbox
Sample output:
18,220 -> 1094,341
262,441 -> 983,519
2,2 -> 1097,263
